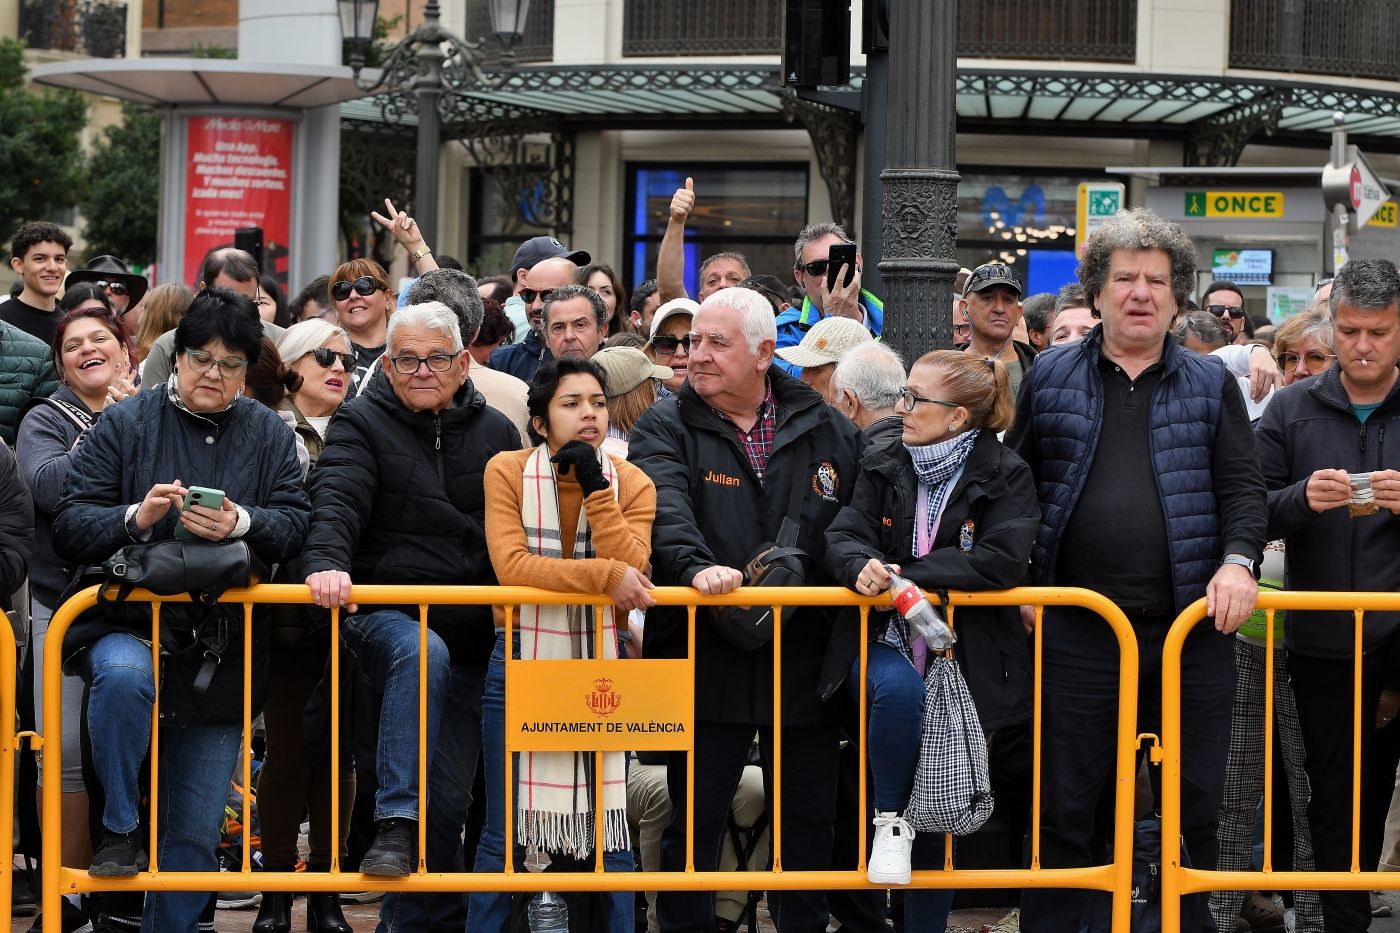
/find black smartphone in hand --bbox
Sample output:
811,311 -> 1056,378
826,243 -> 857,291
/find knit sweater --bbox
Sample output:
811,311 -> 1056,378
484,446 -> 656,629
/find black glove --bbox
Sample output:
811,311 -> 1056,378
551,440 -> 609,496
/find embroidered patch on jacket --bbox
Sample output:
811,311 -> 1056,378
812,461 -> 839,501
959,520 -> 975,553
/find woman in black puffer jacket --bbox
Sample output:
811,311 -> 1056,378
53,289 -> 310,933
825,350 -> 1038,933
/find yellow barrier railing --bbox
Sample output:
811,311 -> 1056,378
1160,591 -> 1400,933
39,584 -> 1140,931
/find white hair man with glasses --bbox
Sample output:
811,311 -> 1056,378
629,286 -> 861,933
302,301 -> 521,878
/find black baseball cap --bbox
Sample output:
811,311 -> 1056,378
962,262 -> 1023,298
509,236 -> 590,278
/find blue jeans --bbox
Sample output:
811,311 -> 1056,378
341,610 -> 452,822
82,632 -> 157,833
850,642 -> 954,933
80,631 -> 244,933
376,663 -> 485,933
468,632 -> 634,933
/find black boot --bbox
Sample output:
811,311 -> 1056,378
252,890 -> 293,933
306,892 -> 354,933
360,818 -> 417,876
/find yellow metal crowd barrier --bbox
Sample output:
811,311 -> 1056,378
35,584 -> 1141,931
1159,591 -> 1400,933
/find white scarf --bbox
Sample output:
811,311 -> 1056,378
516,444 -> 630,855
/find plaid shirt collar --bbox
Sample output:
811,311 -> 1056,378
713,383 -> 777,482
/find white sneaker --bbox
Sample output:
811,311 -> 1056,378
867,811 -> 914,885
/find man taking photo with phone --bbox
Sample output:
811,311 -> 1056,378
776,223 -> 884,377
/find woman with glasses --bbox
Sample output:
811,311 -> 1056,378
1207,308 -> 1332,933
644,298 -> 697,396
52,289 -> 310,933
328,259 -> 394,397
1273,310 -> 1336,387
825,350 -> 1036,933
15,302 -> 140,932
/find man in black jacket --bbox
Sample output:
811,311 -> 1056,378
1255,258 -> 1400,933
629,286 -> 861,933
303,301 -> 520,884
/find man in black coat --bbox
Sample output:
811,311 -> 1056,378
1255,259 -> 1400,933
628,286 -> 861,933
302,301 -> 520,885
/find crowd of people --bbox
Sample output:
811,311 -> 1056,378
0,186 -> 1397,933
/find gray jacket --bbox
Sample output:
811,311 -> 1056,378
15,386 -> 93,606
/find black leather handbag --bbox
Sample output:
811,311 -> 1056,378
100,538 -> 263,602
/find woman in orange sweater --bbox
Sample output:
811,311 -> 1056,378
470,357 -> 657,933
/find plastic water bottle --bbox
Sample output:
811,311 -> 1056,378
528,891 -> 569,932
885,565 -> 956,650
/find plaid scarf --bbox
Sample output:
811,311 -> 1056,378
905,429 -> 980,556
517,444 -> 630,856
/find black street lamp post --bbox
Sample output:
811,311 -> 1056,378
878,0 -> 960,355
339,0 -> 531,247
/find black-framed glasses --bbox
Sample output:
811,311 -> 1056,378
331,275 -> 386,302
1276,350 -> 1336,370
94,279 -> 128,296
307,347 -> 356,371
185,348 -> 249,377
520,287 -> 561,305
389,352 -> 458,375
1207,304 -> 1245,319
900,388 -> 962,413
953,322 -> 972,340
796,258 -> 830,277
650,334 -> 691,356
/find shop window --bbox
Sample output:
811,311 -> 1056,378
625,163 -> 810,297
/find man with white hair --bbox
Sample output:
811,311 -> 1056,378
629,287 -> 861,933
832,342 -> 906,447
301,301 -> 521,879
775,314 -> 874,405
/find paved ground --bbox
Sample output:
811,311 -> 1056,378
11,886 -> 1400,931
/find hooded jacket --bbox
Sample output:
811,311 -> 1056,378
1255,365 -> 1400,658
299,371 -> 522,664
824,429 -> 1037,730
627,367 -> 862,725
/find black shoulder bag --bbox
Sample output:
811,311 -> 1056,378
712,435 -> 813,651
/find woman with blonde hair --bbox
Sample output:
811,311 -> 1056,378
825,350 -> 1038,932
133,282 -> 193,370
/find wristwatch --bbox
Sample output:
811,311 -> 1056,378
408,244 -> 432,263
1222,554 -> 1259,579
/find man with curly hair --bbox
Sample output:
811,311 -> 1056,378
1008,208 -> 1268,933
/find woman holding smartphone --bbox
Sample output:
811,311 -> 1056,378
53,289 -> 310,933
468,357 -> 656,933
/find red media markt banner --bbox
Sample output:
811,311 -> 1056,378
183,116 -> 294,286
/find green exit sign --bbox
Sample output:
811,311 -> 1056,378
1088,189 -> 1121,216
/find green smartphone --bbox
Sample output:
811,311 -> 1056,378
174,485 -> 226,539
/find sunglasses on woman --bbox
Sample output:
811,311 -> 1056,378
306,347 -> 356,370
650,334 -> 691,356
331,275 -> 386,302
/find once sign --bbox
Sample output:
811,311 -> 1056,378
1184,191 -> 1286,219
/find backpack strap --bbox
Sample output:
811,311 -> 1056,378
21,396 -> 94,435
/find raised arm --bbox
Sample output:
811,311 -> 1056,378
655,178 -> 694,303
